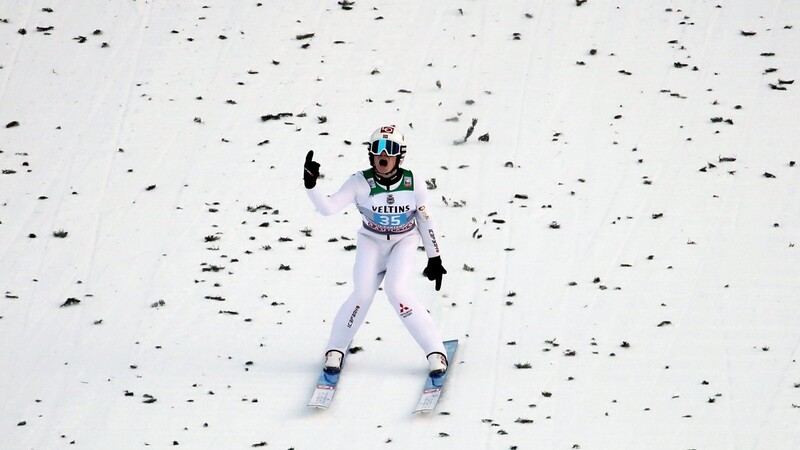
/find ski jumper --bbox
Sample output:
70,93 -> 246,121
306,168 -> 446,358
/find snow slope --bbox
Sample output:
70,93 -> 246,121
1,1 -> 799,448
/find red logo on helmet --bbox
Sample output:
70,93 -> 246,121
380,126 -> 395,134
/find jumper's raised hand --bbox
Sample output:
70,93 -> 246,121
304,150 -> 320,189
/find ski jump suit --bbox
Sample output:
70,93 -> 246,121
306,167 -> 447,358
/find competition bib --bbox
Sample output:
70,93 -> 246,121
358,169 -> 417,235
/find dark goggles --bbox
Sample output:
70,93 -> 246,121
369,139 -> 403,156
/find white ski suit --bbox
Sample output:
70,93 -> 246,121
306,167 -> 446,358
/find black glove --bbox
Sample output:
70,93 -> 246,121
304,150 -> 320,189
423,256 -> 447,291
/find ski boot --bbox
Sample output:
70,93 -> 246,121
427,352 -> 448,377
323,350 -> 344,374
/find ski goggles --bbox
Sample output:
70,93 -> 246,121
369,139 -> 403,156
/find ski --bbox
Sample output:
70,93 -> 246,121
307,350 -> 348,409
307,371 -> 341,409
413,339 -> 458,414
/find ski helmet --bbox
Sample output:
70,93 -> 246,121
367,125 -> 407,166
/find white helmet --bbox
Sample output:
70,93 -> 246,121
368,125 -> 407,165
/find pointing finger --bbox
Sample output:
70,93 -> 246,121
306,150 -> 314,163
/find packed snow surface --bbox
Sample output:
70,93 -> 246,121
1,1 -> 799,449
